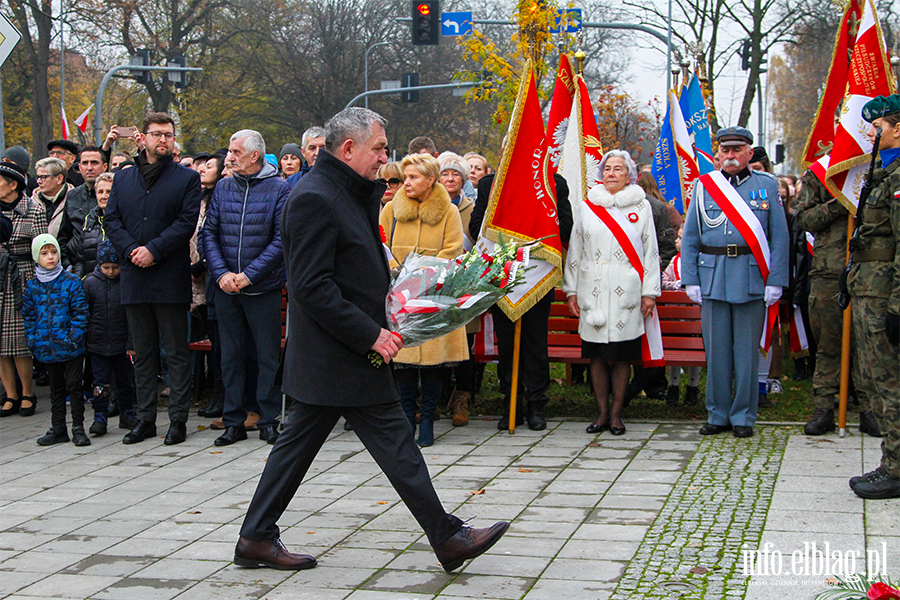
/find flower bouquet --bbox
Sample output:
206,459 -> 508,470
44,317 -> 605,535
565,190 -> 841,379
369,236 -> 550,366
811,575 -> 899,600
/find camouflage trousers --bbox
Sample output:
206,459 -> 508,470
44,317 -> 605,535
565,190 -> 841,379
851,295 -> 900,476
808,280 -> 870,410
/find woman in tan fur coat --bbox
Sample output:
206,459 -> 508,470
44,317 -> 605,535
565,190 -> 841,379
379,153 -> 468,447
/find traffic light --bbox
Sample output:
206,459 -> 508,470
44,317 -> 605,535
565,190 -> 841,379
411,0 -> 440,46
739,39 -> 751,71
402,73 -> 420,102
130,49 -> 151,84
167,54 -> 188,89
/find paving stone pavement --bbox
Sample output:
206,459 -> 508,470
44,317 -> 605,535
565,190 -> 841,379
0,394 -> 895,600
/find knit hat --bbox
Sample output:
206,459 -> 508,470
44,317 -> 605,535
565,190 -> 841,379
279,143 -> 302,161
438,151 -> 470,179
31,233 -> 60,263
96,240 -> 119,266
2,146 -> 31,171
0,161 -> 27,189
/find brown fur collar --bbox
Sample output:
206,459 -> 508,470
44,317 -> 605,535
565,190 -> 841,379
391,183 -> 452,226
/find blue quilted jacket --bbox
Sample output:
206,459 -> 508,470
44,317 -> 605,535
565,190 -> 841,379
23,270 -> 89,363
201,161 -> 288,294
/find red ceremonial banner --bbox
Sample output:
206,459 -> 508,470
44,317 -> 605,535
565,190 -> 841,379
546,54 -> 575,180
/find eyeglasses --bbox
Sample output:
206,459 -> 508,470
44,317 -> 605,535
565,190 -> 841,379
145,131 -> 175,140
35,174 -> 62,181
376,178 -> 402,187
48,150 -> 73,158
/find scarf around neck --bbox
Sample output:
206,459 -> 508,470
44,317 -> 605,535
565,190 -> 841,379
35,263 -> 63,283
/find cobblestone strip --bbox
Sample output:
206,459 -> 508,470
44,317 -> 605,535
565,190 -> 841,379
610,427 -> 792,600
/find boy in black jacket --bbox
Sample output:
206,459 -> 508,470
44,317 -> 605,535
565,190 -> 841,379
83,241 -> 136,434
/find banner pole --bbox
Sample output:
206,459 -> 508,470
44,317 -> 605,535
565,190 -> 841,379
838,213 -> 854,437
509,319 -> 523,434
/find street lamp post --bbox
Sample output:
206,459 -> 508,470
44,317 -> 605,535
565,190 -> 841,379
365,42 -> 392,109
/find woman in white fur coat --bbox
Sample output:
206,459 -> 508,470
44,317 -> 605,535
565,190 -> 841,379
562,150 -> 661,436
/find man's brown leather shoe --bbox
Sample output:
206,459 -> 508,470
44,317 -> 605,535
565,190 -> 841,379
433,522 -> 509,572
233,536 -> 317,570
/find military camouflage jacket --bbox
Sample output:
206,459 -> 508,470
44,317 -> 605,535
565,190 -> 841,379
794,167 -> 848,280
847,157 -> 900,314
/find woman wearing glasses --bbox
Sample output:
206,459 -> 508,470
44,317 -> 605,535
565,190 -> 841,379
376,162 -> 403,207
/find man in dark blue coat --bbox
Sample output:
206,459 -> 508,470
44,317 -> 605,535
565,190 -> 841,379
234,107 -> 508,572
201,129 -> 288,447
104,112 -> 201,446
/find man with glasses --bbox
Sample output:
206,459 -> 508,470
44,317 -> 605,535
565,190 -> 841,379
105,112 -> 201,446
47,139 -> 84,187
32,157 -> 75,268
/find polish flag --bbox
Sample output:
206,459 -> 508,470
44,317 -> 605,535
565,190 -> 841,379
74,104 -> 94,133
61,106 -> 70,140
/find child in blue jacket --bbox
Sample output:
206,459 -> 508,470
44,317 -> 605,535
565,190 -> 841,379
23,234 -> 90,446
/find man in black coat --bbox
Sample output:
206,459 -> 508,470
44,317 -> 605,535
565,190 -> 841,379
468,172 -> 573,430
234,107 -> 509,572
104,113 -> 201,446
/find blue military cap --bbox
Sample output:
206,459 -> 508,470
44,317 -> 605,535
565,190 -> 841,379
716,126 -> 754,148
861,94 -> 900,123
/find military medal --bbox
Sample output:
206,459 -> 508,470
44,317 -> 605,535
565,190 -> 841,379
761,201 -> 769,210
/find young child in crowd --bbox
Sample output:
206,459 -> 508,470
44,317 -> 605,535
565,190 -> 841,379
82,240 -> 137,434
23,234 -> 90,446
661,227 -> 702,407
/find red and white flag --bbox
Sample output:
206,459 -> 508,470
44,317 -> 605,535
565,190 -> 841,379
74,104 -> 94,134
61,106 -> 70,140
825,0 -> 896,214
558,73 -> 604,217
546,54 -> 575,181
476,60 -> 564,321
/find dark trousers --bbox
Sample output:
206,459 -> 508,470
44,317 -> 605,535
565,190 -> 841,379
214,288 -> 282,428
126,303 -> 192,424
90,352 -> 136,414
491,290 -> 552,408
240,399 -> 463,546
47,357 -> 84,433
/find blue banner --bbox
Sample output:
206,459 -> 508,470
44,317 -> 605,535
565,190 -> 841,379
679,75 -> 714,175
651,97 -> 683,213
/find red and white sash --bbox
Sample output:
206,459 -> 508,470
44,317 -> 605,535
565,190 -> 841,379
698,171 -> 779,353
789,305 -> 810,358
583,201 -> 665,367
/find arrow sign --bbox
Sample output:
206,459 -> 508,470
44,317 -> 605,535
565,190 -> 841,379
441,11 -> 473,37
0,14 -> 22,68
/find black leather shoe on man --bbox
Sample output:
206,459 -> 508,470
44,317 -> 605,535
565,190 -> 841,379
497,408 -> 524,430
258,425 -> 279,445
233,536 -> 317,570
733,426 -> 753,438
433,522 -> 510,572
804,408 -> 835,436
859,410 -> 883,437
123,420 -> 157,445
164,420 -> 187,445
215,425 -> 247,446
850,467 -> 900,499
526,403 -> 546,431
698,423 -> 732,435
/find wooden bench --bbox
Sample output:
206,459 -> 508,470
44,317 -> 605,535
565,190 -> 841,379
473,289 -> 706,379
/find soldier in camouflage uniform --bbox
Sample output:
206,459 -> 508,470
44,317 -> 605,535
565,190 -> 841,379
794,164 -> 880,437
846,95 -> 900,499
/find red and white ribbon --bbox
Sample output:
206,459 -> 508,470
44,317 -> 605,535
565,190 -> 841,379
789,305 -> 810,358
473,312 -> 496,358
805,232 -> 815,257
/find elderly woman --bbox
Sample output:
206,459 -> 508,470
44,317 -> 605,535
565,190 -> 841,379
0,162 -> 49,418
376,161 -> 403,207
563,150 -> 661,436
379,153 -> 468,447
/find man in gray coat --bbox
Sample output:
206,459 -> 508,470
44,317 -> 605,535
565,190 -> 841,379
681,126 -> 789,438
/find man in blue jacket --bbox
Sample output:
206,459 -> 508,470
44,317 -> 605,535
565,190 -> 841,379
201,130 -> 288,446
105,112 -> 201,446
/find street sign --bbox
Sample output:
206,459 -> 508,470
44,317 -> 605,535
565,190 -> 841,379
0,14 -> 22,68
551,8 -> 582,33
441,11 -> 473,37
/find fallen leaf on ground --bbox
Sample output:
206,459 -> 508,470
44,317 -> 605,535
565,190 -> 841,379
196,425 -> 208,431
187,511 -> 202,514
306,531 -> 315,534
377,501 -> 388,505
519,468 -> 533,473
471,489 -> 485,495
689,566 -> 708,574
210,451 -> 223,454
587,443 -> 601,447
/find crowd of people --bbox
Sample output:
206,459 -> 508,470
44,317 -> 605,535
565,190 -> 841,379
0,99 -> 897,507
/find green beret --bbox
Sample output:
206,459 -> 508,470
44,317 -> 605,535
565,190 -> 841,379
862,94 -> 900,123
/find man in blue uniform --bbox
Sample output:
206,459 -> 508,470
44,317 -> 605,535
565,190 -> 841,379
681,126 -> 790,438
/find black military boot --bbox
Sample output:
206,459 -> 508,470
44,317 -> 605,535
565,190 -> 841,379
858,410 -> 882,437
804,408 -> 835,436
666,385 -> 680,407
684,386 -> 700,406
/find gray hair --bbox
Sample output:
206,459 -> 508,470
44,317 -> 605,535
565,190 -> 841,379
34,157 -> 68,177
231,129 -> 266,163
599,149 -> 638,185
95,172 -> 115,186
324,108 -> 387,154
301,126 -> 326,148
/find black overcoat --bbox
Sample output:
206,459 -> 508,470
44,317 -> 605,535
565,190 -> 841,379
104,155 -> 201,305
281,151 -> 398,406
